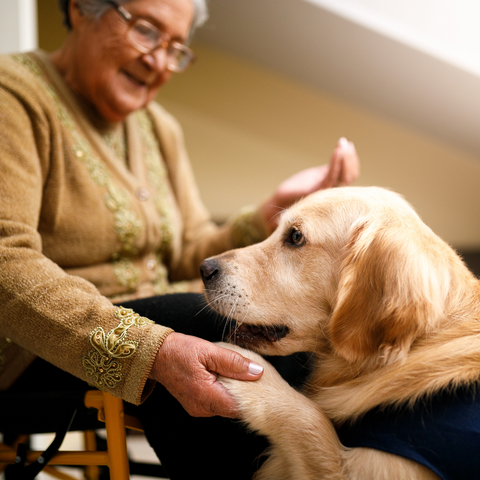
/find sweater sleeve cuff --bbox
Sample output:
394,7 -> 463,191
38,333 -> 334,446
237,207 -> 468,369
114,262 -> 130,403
134,325 -> 174,405
82,306 -> 173,405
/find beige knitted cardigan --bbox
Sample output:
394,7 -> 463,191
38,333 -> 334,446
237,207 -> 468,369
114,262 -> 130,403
0,51 -> 268,404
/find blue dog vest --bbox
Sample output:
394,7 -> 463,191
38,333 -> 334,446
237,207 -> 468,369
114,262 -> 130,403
336,385 -> 480,479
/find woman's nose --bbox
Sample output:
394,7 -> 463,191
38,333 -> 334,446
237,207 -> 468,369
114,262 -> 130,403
142,46 -> 168,72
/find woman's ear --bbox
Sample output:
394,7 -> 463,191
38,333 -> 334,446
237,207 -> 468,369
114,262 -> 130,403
329,220 -> 446,367
69,0 -> 85,29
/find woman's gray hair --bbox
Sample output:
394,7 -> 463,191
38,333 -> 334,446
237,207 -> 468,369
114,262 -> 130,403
58,0 -> 208,38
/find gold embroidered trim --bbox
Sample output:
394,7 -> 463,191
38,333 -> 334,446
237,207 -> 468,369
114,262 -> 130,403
136,110 -> 176,291
83,307 -> 154,390
101,127 -> 128,167
151,254 -> 189,294
113,258 -> 141,290
0,337 -> 12,375
13,54 -> 142,290
136,110 -> 174,252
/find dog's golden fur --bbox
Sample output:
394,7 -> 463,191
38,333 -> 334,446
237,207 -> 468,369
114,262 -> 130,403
202,186 -> 480,480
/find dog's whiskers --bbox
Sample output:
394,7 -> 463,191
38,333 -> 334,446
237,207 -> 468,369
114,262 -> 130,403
226,299 -> 238,322
194,292 -> 230,316
229,306 -> 250,345
221,317 -> 233,342
267,205 -> 286,226
222,298 -> 239,343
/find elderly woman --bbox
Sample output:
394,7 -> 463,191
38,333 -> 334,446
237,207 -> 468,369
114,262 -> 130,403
0,0 -> 359,477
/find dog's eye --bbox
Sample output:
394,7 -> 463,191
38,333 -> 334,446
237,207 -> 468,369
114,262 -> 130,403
288,228 -> 305,247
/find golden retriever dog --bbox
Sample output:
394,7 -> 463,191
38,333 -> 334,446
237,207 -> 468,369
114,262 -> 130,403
200,186 -> 480,480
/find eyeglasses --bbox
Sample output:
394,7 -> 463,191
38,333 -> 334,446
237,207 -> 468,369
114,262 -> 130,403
108,0 -> 196,73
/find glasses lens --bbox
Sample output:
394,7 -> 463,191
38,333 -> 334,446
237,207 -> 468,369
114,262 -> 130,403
167,45 -> 194,72
128,19 -> 159,51
126,20 -> 195,72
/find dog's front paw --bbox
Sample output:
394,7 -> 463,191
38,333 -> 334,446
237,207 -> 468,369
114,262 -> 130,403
216,342 -> 294,431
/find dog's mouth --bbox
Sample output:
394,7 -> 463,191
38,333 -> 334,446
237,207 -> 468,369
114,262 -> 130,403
227,322 -> 290,345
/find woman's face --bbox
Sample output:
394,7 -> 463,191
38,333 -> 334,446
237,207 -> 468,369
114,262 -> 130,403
67,0 -> 194,122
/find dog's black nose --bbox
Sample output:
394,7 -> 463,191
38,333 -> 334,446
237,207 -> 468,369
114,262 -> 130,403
200,258 -> 220,283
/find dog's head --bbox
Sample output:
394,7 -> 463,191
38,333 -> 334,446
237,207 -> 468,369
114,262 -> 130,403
202,187 -> 460,368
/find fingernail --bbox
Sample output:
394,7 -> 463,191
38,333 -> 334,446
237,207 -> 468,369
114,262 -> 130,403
340,137 -> 348,148
249,362 -> 263,375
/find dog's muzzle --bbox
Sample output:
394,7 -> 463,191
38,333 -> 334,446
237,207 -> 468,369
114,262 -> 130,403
201,258 -> 290,346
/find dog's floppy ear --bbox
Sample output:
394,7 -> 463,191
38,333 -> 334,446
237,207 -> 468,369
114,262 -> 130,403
330,219 -> 446,366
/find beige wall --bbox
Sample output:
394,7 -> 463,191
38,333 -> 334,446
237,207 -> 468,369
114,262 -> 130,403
38,1 -> 480,249
37,0 -> 67,52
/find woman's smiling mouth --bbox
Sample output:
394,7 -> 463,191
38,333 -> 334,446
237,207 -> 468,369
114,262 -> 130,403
122,70 -> 148,87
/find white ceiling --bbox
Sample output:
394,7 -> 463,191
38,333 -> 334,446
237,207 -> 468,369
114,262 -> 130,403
196,0 -> 480,157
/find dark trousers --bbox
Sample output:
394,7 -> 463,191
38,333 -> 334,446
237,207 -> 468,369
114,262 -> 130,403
7,293 -> 312,480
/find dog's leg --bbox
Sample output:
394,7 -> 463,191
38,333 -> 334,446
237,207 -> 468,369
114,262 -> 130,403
218,344 -> 441,480
249,394 -> 347,480
217,344 -> 347,480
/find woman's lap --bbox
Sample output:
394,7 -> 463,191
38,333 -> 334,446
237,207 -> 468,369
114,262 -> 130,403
10,293 -> 311,479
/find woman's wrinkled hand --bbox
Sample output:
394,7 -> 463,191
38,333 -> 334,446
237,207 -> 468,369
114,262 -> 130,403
262,137 -> 360,232
149,332 -> 264,418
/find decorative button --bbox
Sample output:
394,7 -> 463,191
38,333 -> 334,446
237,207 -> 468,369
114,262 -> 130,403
146,259 -> 157,270
136,187 -> 150,201
73,147 -> 84,158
